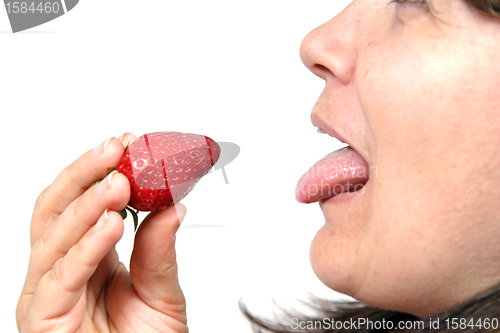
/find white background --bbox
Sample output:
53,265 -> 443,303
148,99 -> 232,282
1,1 -> 353,332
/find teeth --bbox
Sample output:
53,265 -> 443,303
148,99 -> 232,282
316,127 -> 337,138
317,127 -> 328,134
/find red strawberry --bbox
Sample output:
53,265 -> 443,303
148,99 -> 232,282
115,132 -> 220,227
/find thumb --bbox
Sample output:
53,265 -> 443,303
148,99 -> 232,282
129,203 -> 187,321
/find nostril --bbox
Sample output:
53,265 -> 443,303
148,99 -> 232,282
312,64 -> 334,80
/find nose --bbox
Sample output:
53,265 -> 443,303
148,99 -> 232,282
300,1 -> 359,84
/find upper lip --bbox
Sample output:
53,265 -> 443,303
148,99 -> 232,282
311,113 -> 370,165
311,113 -> 350,146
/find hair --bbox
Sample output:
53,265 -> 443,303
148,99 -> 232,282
240,283 -> 500,332
467,0 -> 500,16
240,1 -> 500,332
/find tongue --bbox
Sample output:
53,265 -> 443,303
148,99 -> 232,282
295,146 -> 369,203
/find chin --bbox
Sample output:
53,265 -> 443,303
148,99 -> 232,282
309,222 -> 420,315
309,183 -> 374,299
309,225 -> 366,298
310,229 -> 444,317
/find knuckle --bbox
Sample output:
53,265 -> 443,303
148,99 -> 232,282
21,314 -> 57,333
60,159 -> 89,196
71,196 -> 83,219
71,195 -> 103,228
71,240 -> 98,270
44,244 -> 93,294
16,297 -> 28,330
70,241 -> 86,266
33,229 -> 53,259
158,252 -> 178,274
65,161 -> 79,182
46,255 -> 81,295
46,257 -> 64,286
33,187 -> 50,215
62,162 -> 80,191
28,233 -> 52,278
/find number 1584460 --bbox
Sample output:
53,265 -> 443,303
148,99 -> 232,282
5,2 -> 61,14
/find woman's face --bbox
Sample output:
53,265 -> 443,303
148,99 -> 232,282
299,0 -> 500,317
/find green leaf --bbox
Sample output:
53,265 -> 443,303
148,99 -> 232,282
90,180 -> 102,188
125,206 -> 139,231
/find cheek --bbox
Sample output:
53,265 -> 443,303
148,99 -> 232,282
357,32 -> 500,162
356,38 -> 490,223
358,46 -> 450,149
352,34 -> 500,302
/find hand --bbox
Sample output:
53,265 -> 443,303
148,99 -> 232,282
16,133 -> 189,333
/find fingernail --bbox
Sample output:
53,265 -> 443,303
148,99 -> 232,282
92,138 -> 112,156
98,171 -> 116,191
174,203 -> 187,223
95,209 -> 109,229
118,132 -> 136,148
118,133 -> 131,148
118,133 -> 127,144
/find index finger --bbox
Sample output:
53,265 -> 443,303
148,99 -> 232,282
30,133 -> 137,246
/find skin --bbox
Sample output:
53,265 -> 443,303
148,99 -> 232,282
301,0 -> 500,317
16,133 -> 189,332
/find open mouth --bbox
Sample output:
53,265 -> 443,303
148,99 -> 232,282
295,146 -> 370,203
